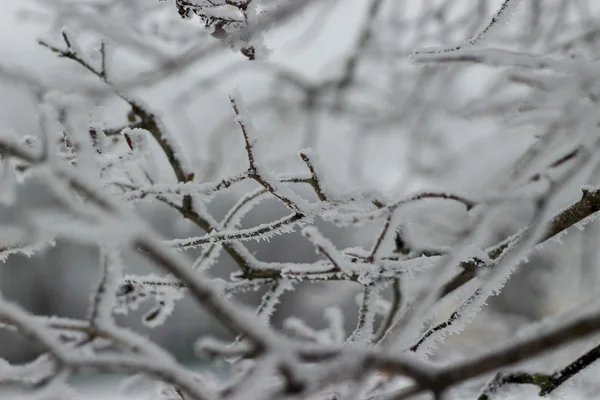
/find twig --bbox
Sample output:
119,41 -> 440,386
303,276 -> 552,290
373,279 -> 401,344
410,288 -> 482,352
478,342 -> 600,399
165,212 -> 305,249
346,284 -> 380,343
299,151 -> 328,201
328,191 -> 476,225
88,248 -> 121,329
230,92 -> 309,214
369,214 -> 394,262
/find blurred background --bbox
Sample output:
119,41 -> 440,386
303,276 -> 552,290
2,1 -> 600,387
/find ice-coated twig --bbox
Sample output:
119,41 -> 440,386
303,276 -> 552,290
302,226 -> 356,276
411,47 -> 566,70
230,90 -> 311,215
165,212 -> 307,249
368,213 -> 394,262
0,235 -> 55,263
410,0 -> 523,59
373,279 -> 401,344
324,191 -> 475,226
88,248 -> 122,329
346,284 -> 383,344
188,172 -> 328,270
120,171 -> 249,201
298,150 -> 329,202
410,287 -> 483,353
255,281 -> 294,327
192,187 -> 269,271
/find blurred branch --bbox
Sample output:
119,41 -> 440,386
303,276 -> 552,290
334,0 -> 385,96
113,0 -> 322,92
0,300 -> 210,400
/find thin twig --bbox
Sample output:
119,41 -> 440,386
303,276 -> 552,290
373,279 -> 401,344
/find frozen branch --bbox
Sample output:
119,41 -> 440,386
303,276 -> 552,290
88,248 -> 122,329
478,342 -> 600,398
230,91 -> 311,214
39,34 -> 192,185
